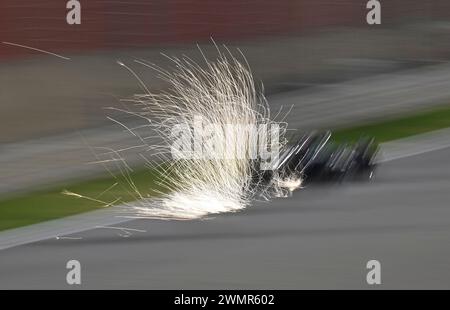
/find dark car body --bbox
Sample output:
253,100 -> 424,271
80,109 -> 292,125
252,131 -> 379,190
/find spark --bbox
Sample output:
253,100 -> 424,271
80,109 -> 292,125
100,46 -> 297,220
2,41 -> 71,60
95,225 -> 147,238
96,182 -> 118,198
271,174 -> 303,197
55,236 -> 83,240
74,46 -> 298,221
95,226 -> 147,233
62,189 -> 121,207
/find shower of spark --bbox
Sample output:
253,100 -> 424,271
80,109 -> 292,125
97,46 -> 300,220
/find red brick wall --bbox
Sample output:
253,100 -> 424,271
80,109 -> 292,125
0,0 -> 106,58
0,0 -> 448,60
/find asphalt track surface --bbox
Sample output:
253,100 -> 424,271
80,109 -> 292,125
1,147 -> 450,289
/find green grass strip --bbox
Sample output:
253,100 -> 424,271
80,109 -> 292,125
0,167 -> 167,231
333,105 -> 450,143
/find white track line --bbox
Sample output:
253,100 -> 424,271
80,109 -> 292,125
377,127 -> 450,163
0,206 -> 133,251
379,143 -> 450,163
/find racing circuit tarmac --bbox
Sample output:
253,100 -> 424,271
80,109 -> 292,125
1,146 -> 450,289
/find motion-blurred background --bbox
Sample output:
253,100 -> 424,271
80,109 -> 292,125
4,1 -> 450,289
2,0 -> 450,141
2,0 -> 450,196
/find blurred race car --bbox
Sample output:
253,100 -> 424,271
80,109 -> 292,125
252,131 -> 379,191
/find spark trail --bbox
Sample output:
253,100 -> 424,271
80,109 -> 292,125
2,41 -> 71,60
100,47 -> 297,220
